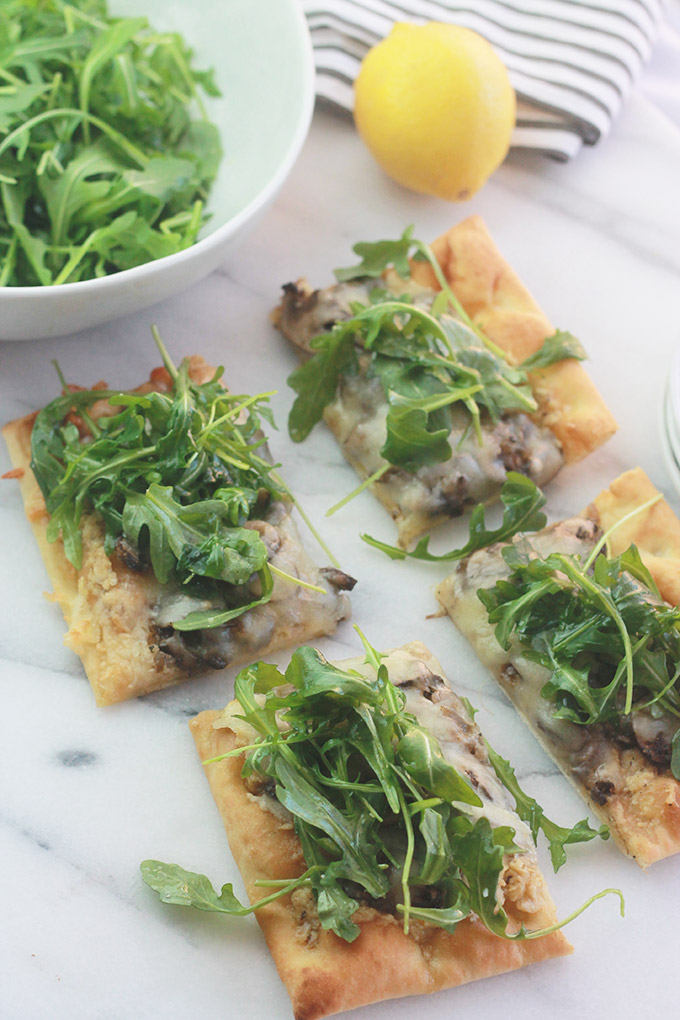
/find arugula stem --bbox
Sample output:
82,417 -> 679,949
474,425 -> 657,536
362,300 -> 457,360
61,443 -> 158,490
403,385 -> 483,414
63,3 -> 108,32
497,375 -> 537,412
202,732 -> 317,765
355,623 -> 386,673
201,440 -> 252,473
268,564 -> 326,595
52,227 -> 102,284
556,555 -> 635,714
238,867 -> 323,911
78,406 -> 102,439
145,637 -> 615,944
0,236 -> 17,286
253,871 -> 322,889
413,240 -> 508,360
0,107 -> 149,167
521,888 -> 624,940
200,392 -> 277,440
463,396 -> 483,444
0,67 -> 23,86
637,660 -> 680,715
582,493 -> 664,571
396,784 -> 415,934
270,470 -> 341,569
326,463 -> 391,517
151,326 -> 179,381
408,797 -> 444,814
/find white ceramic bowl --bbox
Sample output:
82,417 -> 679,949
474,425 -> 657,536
1,0 -> 314,341
660,350 -> 680,500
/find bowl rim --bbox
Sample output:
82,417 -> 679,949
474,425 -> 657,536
2,0 -> 315,303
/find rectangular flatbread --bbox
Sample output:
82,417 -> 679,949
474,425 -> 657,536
2,357 -> 352,706
436,467 -> 680,868
275,216 -> 616,547
190,641 -> 571,1020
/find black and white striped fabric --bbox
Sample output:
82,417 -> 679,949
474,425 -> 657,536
304,0 -> 664,159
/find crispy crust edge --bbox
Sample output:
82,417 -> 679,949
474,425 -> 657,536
409,215 -> 618,464
437,467 -> 680,868
2,411 -> 186,706
588,466 -> 680,607
586,467 -> 680,865
189,642 -> 571,1020
2,360 -> 352,706
275,217 -> 616,547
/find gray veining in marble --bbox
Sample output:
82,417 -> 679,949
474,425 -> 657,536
2,92 -> 679,1020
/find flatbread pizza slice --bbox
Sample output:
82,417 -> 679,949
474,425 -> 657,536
274,216 -> 616,547
436,467 -> 680,868
2,350 -> 353,706
141,640 -> 593,1020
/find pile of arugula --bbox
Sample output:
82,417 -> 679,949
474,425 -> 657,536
288,227 -> 584,499
0,0 -> 221,286
142,635 -> 614,943
479,526 -> 680,778
30,332 -> 291,631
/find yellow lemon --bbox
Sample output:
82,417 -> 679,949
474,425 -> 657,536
354,22 -> 516,201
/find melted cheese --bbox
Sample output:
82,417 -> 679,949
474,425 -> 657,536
278,278 -> 564,545
219,645 -> 537,856
153,502 -> 352,672
435,516 -> 680,842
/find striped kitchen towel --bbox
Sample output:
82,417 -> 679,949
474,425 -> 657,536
304,0 -> 664,159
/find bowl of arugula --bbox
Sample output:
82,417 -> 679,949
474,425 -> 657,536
0,0 -> 314,341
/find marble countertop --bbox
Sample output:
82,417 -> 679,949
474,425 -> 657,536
2,91 -> 680,1020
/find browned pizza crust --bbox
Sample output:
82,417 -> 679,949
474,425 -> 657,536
3,409 -> 179,705
189,643 -> 571,1020
589,467 -> 680,607
436,467 -> 680,868
408,216 -> 617,463
275,217 -> 616,549
2,359 -> 351,706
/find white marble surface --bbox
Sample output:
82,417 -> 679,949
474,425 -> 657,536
2,92 -> 680,1020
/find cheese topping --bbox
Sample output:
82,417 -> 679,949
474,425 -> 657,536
436,516 -> 680,821
217,643 -> 541,917
152,502 -> 353,672
277,278 -> 564,539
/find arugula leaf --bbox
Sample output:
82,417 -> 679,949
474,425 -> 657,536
363,473 -> 547,562
315,867 -> 361,942
30,335 -> 292,632
140,860 -> 320,917
381,402 -> 452,470
122,484 -> 268,586
143,635 -> 613,943
519,331 -> 586,372
274,756 -> 389,901
672,729 -> 680,783
449,817 -> 509,936
400,898 -> 470,933
412,808 -> 451,885
0,0 -> 222,286
287,327 -> 357,442
485,744 -> 608,871
288,646 -> 383,703
396,725 -> 482,807
289,233 -> 587,497
476,526 -> 680,762
334,226 -> 415,282
140,860 -> 251,914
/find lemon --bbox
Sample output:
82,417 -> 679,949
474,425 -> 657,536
353,22 -> 516,201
